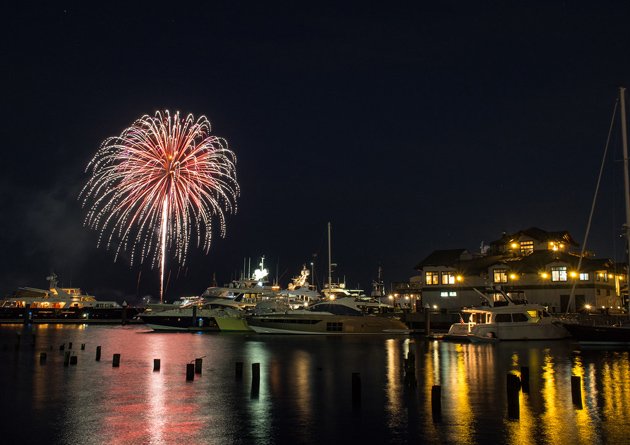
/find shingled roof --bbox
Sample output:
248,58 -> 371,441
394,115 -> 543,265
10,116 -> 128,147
415,249 -> 468,269
489,227 -> 579,247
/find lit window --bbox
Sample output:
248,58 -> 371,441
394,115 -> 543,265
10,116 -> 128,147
425,272 -> 439,285
449,291 -> 457,297
441,272 -> 455,285
440,291 -> 448,297
493,269 -> 508,283
551,266 -> 567,282
520,241 -> 534,255
579,273 -> 589,281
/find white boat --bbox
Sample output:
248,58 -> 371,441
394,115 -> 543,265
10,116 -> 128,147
140,299 -> 249,331
444,288 -> 571,342
278,265 -> 321,309
246,296 -> 410,335
0,273 -> 139,323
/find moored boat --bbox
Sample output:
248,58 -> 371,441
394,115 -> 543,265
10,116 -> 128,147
0,273 -> 141,324
246,297 -> 410,335
444,289 -> 570,342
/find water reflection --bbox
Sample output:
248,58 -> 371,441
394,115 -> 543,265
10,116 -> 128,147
1,326 -> 629,445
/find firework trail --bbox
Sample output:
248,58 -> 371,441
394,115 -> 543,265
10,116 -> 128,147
80,110 -> 239,302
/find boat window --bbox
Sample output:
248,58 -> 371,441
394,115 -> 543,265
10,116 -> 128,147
511,313 -> 528,322
326,322 -> 343,332
310,304 -> 361,316
495,313 -> 512,322
526,310 -> 538,319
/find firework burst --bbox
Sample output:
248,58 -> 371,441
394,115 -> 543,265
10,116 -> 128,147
80,110 -> 239,301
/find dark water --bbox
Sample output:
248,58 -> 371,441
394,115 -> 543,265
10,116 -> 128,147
0,325 -> 628,445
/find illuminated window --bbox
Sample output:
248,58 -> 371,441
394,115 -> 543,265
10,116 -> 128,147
595,272 -> 608,282
440,291 -> 448,297
520,241 -> 534,255
551,266 -> 567,282
441,272 -> 455,285
425,272 -> 439,285
449,291 -> 457,297
493,269 -> 508,283
579,273 -> 589,281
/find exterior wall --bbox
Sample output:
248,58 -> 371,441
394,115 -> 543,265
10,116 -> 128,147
413,265 -> 622,313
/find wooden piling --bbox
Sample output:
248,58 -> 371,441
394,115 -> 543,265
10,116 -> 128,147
352,372 -> 361,406
95,346 -> 101,361
521,366 -> 530,394
153,359 -> 161,372
251,363 -> 261,397
507,373 -> 520,419
112,353 -> 121,367
431,385 -> 442,422
81,343 -> 85,350
64,351 -> 71,367
195,358 -> 203,374
235,362 -> 244,380
68,342 -> 72,350
186,363 -> 195,381
571,375 -> 583,409
424,307 -> 431,336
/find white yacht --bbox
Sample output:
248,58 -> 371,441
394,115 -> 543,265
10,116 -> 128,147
247,297 -> 410,335
0,273 -> 139,323
444,288 -> 571,342
278,265 -> 321,309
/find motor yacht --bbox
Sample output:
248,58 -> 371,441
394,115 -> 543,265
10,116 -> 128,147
246,296 -> 410,334
444,288 -> 571,342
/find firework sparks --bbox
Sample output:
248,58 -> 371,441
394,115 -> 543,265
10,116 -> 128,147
80,110 -> 239,302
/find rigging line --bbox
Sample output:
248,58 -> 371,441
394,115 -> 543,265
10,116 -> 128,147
566,99 -> 619,314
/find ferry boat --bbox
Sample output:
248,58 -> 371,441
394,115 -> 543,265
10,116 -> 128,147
0,273 -> 141,323
444,288 -> 571,342
246,297 -> 410,335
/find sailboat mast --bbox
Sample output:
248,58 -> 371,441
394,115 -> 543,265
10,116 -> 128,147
620,87 -> 630,317
328,222 -> 332,288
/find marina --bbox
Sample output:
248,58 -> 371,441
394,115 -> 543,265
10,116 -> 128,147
0,324 -> 628,445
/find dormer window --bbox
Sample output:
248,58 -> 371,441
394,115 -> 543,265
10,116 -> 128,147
520,241 -> 534,255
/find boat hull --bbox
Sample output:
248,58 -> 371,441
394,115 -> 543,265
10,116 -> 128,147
247,314 -> 410,335
140,315 -> 219,332
562,323 -> 630,347
0,307 -> 142,324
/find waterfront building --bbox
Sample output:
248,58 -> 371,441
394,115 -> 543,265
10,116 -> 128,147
406,227 -> 625,313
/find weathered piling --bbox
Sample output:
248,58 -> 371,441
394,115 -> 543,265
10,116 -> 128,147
112,353 -> 121,367
70,355 -> 78,365
404,352 -> 417,388
507,373 -> 521,419
195,358 -> 203,374
186,363 -> 195,381
251,363 -> 261,397
424,307 -> 431,336
153,359 -> 161,372
95,346 -> 101,361
521,366 -> 530,394
235,362 -> 244,380
571,376 -> 583,409
352,372 -> 361,406
39,352 -> 47,364
81,343 -> 85,350
431,385 -> 442,422
64,351 -> 71,367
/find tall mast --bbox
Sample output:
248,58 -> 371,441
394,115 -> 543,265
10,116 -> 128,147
620,87 -> 630,317
328,222 -> 332,288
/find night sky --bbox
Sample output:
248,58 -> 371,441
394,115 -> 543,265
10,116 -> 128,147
3,2 -> 630,302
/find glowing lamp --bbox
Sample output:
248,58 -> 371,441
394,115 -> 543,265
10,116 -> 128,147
510,242 -> 519,249
569,271 -> 578,278
456,275 -> 463,282
540,272 -> 549,279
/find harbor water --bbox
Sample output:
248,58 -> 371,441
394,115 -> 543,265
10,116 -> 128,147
0,325 -> 629,445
